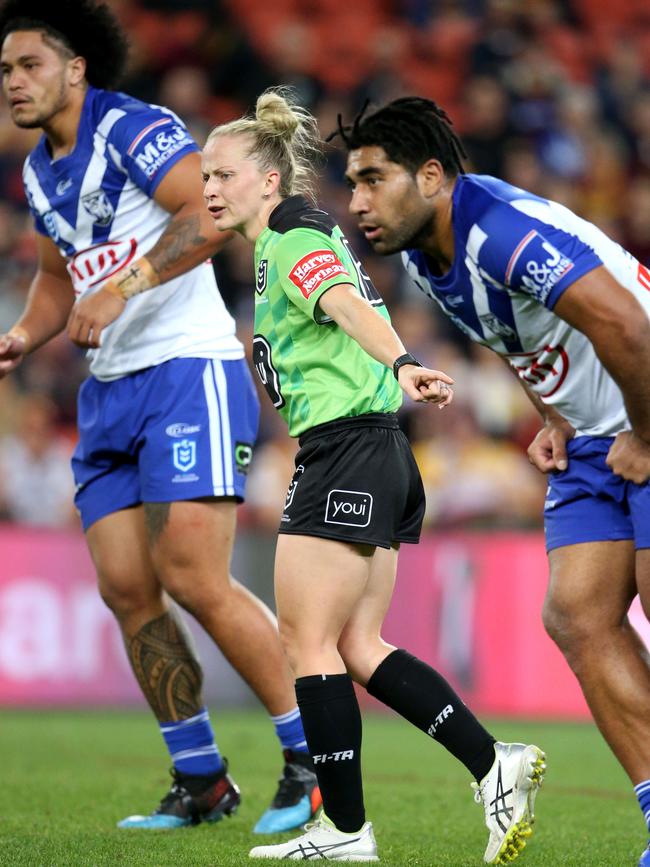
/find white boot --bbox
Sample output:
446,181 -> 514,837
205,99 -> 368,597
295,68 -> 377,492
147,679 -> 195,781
472,742 -> 546,864
249,812 -> 379,861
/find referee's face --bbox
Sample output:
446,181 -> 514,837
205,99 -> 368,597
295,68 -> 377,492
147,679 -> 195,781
202,134 -> 276,240
346,146 -> 438,256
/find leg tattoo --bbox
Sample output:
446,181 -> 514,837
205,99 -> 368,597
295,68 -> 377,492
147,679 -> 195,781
126,610 -> 204,721
143,501 -> 172,545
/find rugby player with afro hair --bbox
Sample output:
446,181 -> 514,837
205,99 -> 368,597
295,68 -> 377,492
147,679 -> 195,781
0,0 -> 128,91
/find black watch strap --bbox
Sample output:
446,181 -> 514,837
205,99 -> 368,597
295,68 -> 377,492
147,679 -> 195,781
392,352 -> 422,380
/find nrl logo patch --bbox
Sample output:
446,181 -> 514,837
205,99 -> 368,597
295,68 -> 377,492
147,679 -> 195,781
172,438 -> 197,473
256,259 -> 268,294
81,190 -> 114,227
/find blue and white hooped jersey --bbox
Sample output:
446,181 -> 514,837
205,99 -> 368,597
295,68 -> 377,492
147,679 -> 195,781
23,86 -> 243,380
403,174 -> 650,437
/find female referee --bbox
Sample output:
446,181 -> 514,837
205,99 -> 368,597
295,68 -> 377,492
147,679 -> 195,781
201,88 -> 544,864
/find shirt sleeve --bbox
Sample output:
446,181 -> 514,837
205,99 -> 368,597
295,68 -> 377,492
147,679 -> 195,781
108,103 -> 199,196
272,228 -> 356,322
476,202 -> 603,309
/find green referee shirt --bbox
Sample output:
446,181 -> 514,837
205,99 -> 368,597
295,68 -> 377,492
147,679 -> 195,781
252,196 -> 402,437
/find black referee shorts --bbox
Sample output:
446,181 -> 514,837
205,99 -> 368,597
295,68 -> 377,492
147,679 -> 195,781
278,413 -> 425,549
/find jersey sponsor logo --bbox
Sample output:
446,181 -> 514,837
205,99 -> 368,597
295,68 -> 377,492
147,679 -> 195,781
256,259 -> 268,295
506,343 -> 570,398
69,239 -> 138,293
324,490 -> 373,527
172,438 -> 197,472
479,312 -> 517,342
127,118 -> 171,154
131,123 -> 193,179
427,704 -> 454,737
505,230 -> 574,303
504,229 -> 537,285
288,250 -> 350,299
235,441 -> 253,474
81,190 -> 114,227
43,210 -> 60,243
55,178 -> 73,196
445,293 -> 464,308
165,422 -> 201,437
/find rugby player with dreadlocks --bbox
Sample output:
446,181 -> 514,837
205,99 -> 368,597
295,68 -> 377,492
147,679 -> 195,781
0,0 -> 323,835
337,96 -> 650,867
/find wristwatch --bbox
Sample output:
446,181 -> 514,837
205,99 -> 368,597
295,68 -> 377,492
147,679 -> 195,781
392,352 -> 422,380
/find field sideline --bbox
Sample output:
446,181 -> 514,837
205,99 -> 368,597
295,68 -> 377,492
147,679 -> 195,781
0,709 -> 643,866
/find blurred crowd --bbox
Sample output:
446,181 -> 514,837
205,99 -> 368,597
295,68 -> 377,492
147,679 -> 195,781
1,0 -> 649,530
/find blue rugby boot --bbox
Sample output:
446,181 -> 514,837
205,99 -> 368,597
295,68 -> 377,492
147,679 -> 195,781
117,761 -> 240,829
639,843 -> 650,866
253,749 -> 322,834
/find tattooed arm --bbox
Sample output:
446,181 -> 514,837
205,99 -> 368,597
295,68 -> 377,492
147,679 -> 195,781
66,152 -> 235,347
140,151 -> 234,285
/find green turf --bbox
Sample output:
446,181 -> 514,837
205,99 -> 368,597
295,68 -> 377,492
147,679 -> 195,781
0,709 -> 644,866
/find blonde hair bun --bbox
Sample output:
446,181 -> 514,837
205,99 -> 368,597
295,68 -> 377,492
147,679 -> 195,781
256,90 -> 300,139
206,86 -> 322,203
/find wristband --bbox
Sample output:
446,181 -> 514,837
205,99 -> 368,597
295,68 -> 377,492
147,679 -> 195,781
103,256 -> 160,301
392,352 -> 422,380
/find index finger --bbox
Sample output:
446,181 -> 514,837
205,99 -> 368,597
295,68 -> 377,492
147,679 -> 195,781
424,368 -> 454,385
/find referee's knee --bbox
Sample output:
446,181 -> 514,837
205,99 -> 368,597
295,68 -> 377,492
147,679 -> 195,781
338,635 -> 382,686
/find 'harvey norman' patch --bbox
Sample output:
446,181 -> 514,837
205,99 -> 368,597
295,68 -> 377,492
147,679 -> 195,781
288,250 -> 350,299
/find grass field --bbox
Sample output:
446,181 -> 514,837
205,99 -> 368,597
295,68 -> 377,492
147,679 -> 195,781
0,709 -> 644,866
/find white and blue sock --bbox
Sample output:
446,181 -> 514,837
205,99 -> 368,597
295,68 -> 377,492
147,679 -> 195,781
635,779 -> 650,837
271,707 -> 308,754
160,707 -> 223,777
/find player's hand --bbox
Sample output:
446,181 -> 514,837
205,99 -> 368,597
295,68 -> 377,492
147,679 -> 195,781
527,419 -> 576,473
398,365 -> 454,408
606,430 -> 650,484
0,331 -> 28,377
66,286 -> 126,348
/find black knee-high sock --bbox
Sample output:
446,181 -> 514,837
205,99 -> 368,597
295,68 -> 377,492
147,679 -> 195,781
366,649 -> 496,781
295,673 -> 365,833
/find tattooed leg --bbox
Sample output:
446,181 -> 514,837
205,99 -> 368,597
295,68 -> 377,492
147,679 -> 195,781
143,502 -> 171,546
126,609 -> 204,722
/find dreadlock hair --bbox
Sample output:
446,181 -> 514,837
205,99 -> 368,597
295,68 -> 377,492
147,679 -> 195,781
329,96 -> 467,178
0,0 -> 129,90
206,87 -> 323,204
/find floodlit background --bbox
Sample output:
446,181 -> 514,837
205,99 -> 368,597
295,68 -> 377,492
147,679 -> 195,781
3,4 -> 650,865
